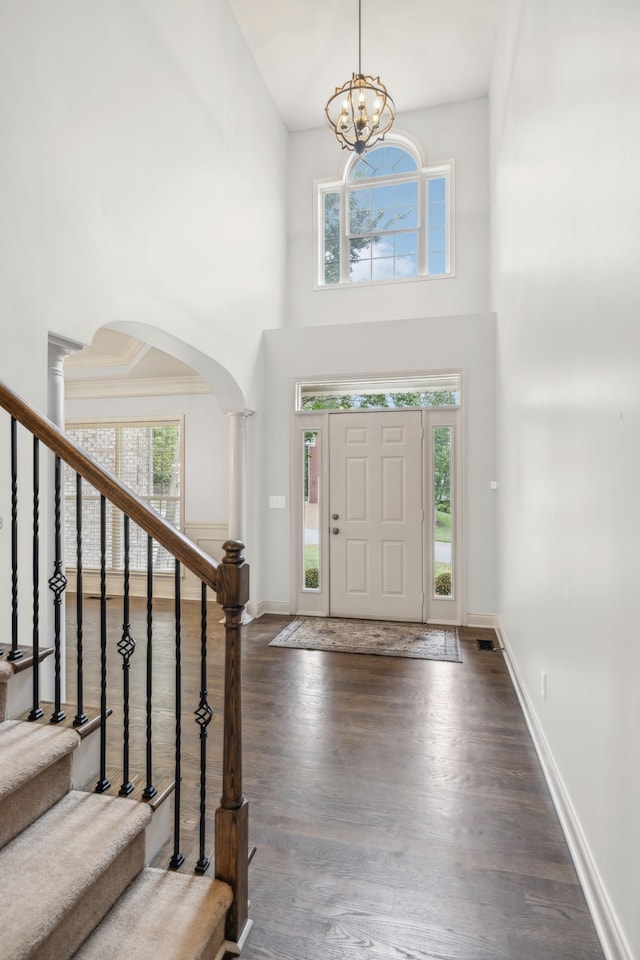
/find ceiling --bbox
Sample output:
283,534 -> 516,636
65,5 -> 500,385
228,0 -> 500,132
64,329 -> 209,396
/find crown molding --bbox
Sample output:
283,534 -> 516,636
65,376 -> 212,400
65,336 -> 148,372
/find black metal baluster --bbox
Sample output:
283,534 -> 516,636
48,455 -> 67,723
73,472 -> 88,727
194,581 -> 212,874
95,495 -> 110,793
28,437 -> 43,720
118,515 -> 135,796
169,559 -> 184,870
142,534 -> 156,800
8,418 -> 22,663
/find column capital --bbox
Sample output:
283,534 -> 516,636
224,409 -> 255,420
48,333 -> 85,364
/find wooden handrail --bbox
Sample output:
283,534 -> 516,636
1,379 -> 251,945
0,382 -> 220,592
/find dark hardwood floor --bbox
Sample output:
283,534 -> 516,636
66,598 -> 604,960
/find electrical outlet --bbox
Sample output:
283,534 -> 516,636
541,669 -> 547,700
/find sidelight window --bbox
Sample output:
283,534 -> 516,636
302,431 -> 321,591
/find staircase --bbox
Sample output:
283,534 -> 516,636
0,382 -> 252,960
0,680 -> 233,960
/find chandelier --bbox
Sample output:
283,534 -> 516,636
325,0 -> 395,155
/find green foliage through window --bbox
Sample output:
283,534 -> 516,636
300,389 -> 458,411
318,141 -> 451,285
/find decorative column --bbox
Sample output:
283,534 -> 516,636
225,410 -> 253,623
45,335 -> 84,702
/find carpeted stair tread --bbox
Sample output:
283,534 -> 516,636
73,867 -> 233,960
0,790 -> 152,960
0,720 -> 79,802
0,720 -> 81,849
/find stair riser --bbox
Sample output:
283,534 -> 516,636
145,794 -> 172,864
5,669 -> 35,721
70,731 -> 101,791
33,831 -> 147,960
0,753 -> 72,849
3,655 -> 59,720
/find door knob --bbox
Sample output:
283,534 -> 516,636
331,527 -> 340,535
332,513 -> 339,520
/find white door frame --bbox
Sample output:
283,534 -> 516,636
290,373 -> 467,624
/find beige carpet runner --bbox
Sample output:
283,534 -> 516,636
0,704 -> 232,960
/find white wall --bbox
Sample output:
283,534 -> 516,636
0,0 -> 288,407
65,392 -> 229,523
286,98 -> 490,328
491,2 -> 640,957
257,313 -> 496,618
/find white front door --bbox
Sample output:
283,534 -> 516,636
329,411 -> 423,620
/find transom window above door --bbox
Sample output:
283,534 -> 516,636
316,137 -> 454,287
296,373 -> 461,411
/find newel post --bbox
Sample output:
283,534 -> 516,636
215,539 -> 251,948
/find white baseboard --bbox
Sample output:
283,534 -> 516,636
498,618 -> 631,960
248,607 -> 499,626
247,600 -> 291,619
466,612 -> 498,629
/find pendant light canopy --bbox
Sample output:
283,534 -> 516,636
325,0 -> 395,155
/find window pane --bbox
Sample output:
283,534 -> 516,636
429,226 -> 446,252
371,236 -> 394,259
396,205 -> 418,229
395,151 -> 418,174
429,201 -> 445,227
395,254 -> 418,277
303,432 -> 320,590
65,422 -> 181,573
428,251 -> 446,275
395,232 -> 417,255
349,257 -> 372,282
375,208 -> 396,231
396,181 -> 418,205
433,426 -> 453,598
298,374 -> 461,410
429,177 -> 446,202
350,237 -> 372,262
323,191 -> 341,284
349,146 -> 418,181
372,257 -> 395,280
372,184 -> 394,208
349,188 -> 373,234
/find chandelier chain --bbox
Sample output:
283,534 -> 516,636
324,0 -> 395,155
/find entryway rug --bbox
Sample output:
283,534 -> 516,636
269,618 -> 462,662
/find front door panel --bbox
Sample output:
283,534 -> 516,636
329,411 -> 423,620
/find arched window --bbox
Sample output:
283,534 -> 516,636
316,137 -> 453,286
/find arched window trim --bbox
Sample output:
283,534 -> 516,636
315,132 -> 454,289
341,130 -> 425,181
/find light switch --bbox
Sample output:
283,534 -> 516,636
269,495 -> 286,508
